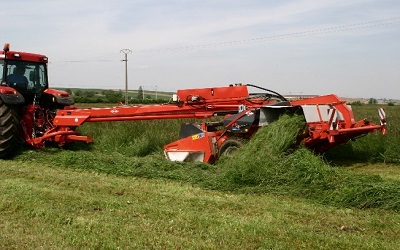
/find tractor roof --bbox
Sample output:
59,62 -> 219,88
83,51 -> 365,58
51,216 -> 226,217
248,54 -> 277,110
0,50 -> 48,63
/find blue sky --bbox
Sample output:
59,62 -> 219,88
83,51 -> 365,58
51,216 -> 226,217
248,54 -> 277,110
1,0 -> 399,99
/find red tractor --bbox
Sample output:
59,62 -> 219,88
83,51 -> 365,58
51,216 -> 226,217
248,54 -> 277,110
0,44 -> 74,158
0,43 -> 387,162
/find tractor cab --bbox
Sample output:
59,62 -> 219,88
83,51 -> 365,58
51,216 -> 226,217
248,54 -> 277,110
1,43 -> 73,109
1,44 -> 49,100
2,59 -> 48,95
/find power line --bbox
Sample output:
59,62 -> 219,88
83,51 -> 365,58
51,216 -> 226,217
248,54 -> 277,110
132,16 -> 400,54
52,16 -> 400,62
51,52 -> 121,63
58,59 -> 115,63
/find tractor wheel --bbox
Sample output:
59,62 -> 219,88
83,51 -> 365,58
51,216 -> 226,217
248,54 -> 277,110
0,100 -> 22,158
218,138 -> 244,157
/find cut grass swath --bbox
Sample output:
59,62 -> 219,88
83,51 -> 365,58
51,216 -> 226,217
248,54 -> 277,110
14,114 -> 400,212
217,114 -> 400,211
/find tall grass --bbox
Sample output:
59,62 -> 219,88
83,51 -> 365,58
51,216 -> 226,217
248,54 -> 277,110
74,119 -> 184,156
215,114 -> 400,211
325,105 -> 400,163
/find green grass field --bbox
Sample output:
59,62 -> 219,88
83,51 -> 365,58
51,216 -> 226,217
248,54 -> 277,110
1,104 -> 399,249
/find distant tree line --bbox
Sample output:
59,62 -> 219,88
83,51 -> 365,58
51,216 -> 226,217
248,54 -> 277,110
65,89 -> 166,104
349,98 -> 396,106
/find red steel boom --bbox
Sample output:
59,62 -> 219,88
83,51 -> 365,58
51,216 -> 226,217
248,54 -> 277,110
25,84 -> 386,164
28,84 -> 278,147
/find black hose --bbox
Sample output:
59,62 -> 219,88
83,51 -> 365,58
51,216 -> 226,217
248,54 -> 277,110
246,84 -> 288,102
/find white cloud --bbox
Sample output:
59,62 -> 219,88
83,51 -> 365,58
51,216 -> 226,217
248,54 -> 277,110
2,0 -> 400,98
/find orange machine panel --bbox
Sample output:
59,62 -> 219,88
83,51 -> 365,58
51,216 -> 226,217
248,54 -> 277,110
177,84 -> 249,101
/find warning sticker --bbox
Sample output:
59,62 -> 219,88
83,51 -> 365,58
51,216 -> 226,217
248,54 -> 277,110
192,133 -> 205,140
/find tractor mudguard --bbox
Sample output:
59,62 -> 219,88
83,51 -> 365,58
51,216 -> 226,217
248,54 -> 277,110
0,86 -> 25,105
43,88 -> 75,106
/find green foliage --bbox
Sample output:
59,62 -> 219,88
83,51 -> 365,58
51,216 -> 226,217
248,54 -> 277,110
388,102 -> 395,106
72,95 -> 104,103
368,98 -> 378,104
102,89 -> 123,103
350,100 -> 362,106
71,88 -> 167,104
58,87 -> 171,104
83,90 -> 96,97
129,98 -> 166,104
137,86 -> 144,99
74,89 -> 83,96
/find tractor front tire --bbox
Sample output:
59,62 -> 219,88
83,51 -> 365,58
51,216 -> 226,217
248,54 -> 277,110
218,138 -> 244,158
0,100 -> 22,158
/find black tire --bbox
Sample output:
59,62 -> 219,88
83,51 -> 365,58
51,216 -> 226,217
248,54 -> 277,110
218,138 -> 244,157
0,99 -> 22,158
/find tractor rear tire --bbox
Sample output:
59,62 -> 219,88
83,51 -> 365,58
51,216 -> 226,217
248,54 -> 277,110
0,100 -> 22,158
218,138 -> 244,157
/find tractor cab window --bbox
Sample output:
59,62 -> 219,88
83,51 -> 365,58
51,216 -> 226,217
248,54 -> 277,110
5,60 -> 48,94
0,60 -> 4,82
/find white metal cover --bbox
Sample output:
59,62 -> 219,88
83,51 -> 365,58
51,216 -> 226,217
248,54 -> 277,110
301,105 -> 344,123
165,151 -> 204,162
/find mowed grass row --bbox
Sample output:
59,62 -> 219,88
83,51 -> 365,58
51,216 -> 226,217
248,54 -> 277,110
14,109 -> 400,212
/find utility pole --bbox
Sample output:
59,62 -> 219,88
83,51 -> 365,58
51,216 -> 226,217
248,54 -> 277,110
120,49 -> 132,105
